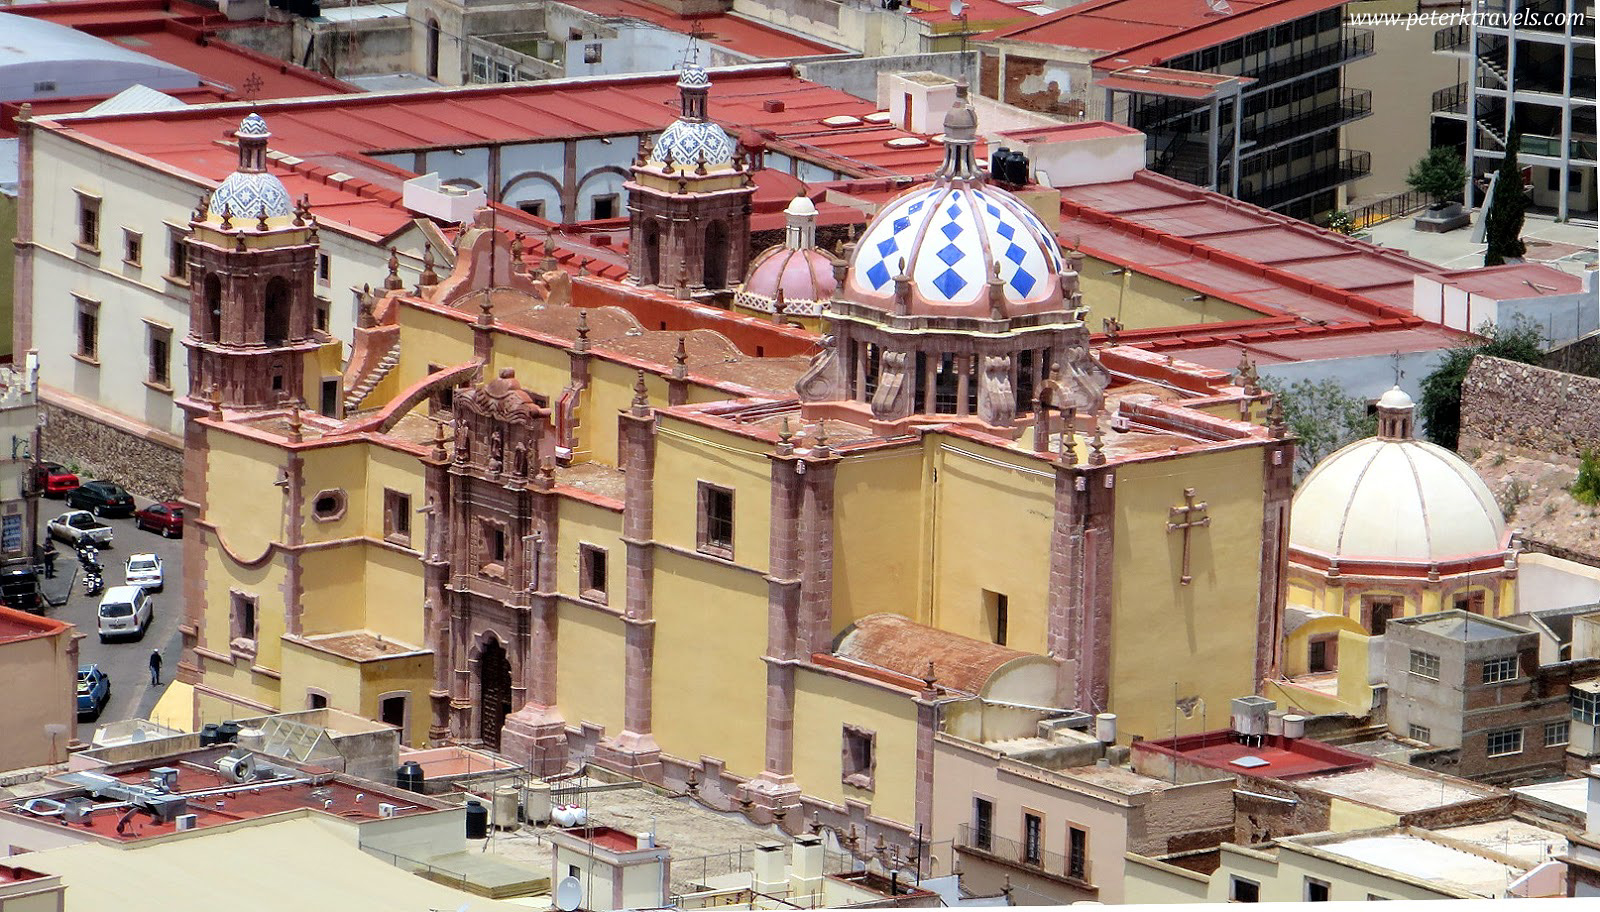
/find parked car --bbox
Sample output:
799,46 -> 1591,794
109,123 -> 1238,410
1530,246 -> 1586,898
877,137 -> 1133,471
97,585 -> 152,642
76,665 -> 110,720
124,553 -> 163,592
48,510 -> 114,548
35,462 -> 80,498
132,501 -> 184,538
67,481 -> 136,518
0,559 -> 41,615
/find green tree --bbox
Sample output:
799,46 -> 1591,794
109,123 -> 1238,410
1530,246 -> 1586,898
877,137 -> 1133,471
1406,146 -> 1468,201
1572,450 -> 1600,506
1483,124 -> 1528,266
1418,321 -> 1544,450
1260,377 -> 1377,480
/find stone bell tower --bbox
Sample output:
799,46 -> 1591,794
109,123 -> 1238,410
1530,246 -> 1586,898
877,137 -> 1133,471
181,113 -> 327,412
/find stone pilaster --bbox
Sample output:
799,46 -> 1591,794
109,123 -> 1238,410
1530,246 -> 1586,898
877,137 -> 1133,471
12,105 -> 34,355
1256,441 -> 1294,686
502,483 -> 568,775
595,399 -> 661,776
913,687 -> 938,839
797,452 -> 838,659
751,450 -> 804,809
1047,461 -> 1116,711
423,459 -> 452,743
176,416 -> 210,687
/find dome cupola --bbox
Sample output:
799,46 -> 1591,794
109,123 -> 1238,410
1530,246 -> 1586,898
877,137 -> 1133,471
208,113 -> 293,224
647,58 -> 735,170
842,81 -> 1064,320
736,196 -> 837,321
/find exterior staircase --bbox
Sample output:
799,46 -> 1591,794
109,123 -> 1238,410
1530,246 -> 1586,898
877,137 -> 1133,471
343,341 -> 401,413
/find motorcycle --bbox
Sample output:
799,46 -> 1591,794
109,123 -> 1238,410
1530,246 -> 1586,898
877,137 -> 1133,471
82,571 -> 104,597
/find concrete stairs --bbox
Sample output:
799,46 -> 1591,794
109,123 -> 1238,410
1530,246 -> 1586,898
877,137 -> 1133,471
343,341 -> 401,413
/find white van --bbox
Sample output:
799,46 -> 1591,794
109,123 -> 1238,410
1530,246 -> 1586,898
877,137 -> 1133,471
98,585 -> 152,643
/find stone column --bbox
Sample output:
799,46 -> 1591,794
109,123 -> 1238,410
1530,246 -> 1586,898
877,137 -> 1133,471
12,105 -> 35,355
1256,440 -> 1294,687
1047,460 -> 1116,711
913,683 -> 939,840
750,445 -> 804,812
502,478 -> 568,775
177,411 -> 213,688
595,389 -> 661,778
423,458 -> 453,743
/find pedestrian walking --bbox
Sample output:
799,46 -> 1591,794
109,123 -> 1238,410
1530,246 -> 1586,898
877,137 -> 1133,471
149,649 -> 162,685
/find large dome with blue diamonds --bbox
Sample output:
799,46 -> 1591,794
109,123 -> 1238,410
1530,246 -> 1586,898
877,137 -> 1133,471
209,170 -> 293,220
845,181 -> 1065,318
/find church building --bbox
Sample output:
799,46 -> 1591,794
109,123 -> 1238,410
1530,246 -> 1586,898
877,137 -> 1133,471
172,72 -> 1296,856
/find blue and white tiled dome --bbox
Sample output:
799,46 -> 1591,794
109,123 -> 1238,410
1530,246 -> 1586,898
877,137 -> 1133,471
209,170 -> 294,220
238,112 -> 270,137
651,117 -> 735,168
845,181 -> 1065,317
677,61 -> 710,89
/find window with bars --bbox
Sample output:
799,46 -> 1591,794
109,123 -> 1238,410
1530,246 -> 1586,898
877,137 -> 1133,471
973,797 -> 994,851
698,483 -> 734,559
1408,724 -> 1432,743
384,489 -> 411,545
1067,825 -> 1087,880
1408,649 -> 1440,680
147,327 -> 170,388
1481,655 -> 1519,684
1486,728 -> 1523,757
1023,813 -> 1043,865
76,302 -> 99,362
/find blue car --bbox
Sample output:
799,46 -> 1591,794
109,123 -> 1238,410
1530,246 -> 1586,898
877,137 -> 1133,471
76,665 -> 110,720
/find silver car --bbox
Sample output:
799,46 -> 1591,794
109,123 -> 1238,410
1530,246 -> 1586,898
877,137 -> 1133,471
124,553 -> 164,592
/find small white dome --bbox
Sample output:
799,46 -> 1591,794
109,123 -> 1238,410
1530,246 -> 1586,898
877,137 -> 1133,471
1377,386 -> 1414,409
785,195 -> 818,217
1291,437 -> 1507,563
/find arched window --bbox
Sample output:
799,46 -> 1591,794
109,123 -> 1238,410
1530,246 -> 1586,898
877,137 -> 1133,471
702,220 -> 728,289
203,274 -> 222,342
642,221 -> 661,286
426,18 -> 441,80
264,277 -> 290,346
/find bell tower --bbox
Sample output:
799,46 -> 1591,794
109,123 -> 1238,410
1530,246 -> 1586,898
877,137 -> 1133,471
180,113 -> 328,413
625,60 -> 754,297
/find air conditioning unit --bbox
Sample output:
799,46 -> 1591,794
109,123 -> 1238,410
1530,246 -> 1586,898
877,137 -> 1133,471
175,814 -> 199,831
378,803 -> 399,819
218,753 -> 254,783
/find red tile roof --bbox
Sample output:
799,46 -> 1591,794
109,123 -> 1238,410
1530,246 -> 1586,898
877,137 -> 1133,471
1421,262 -> 1586,300
1136,730 -> 1373,780
0,606 -> 71,644
982,0 -> 1351,69
558,0 -> 846,58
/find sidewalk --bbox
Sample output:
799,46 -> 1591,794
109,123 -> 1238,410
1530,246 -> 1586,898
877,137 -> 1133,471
1367,212 -> 1599,276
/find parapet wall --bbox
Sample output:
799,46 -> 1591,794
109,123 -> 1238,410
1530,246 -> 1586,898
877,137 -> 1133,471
1460,355 -> 1600,457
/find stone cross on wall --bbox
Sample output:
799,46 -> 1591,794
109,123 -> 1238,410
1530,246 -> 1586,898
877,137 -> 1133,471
1166,487 -> 1210,586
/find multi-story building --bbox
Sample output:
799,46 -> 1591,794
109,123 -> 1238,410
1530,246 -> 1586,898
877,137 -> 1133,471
1431,0 -> 1597,220
978,0 -> 1375,220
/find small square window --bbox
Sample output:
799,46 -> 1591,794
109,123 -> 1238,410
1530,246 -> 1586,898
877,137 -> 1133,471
1408,723 -> 1432,743
384,489 -> 412,545
123,229 -> 142,266
1486,727 -> 1523,757
167,228 -> 189,282
471,54 -> 490,82
1408,649 -> 1440,680
1482,655 -> 1519,684
380,694 -> 407,729
591,194 -> 618,220
317,253 -> 331,285
842,725 -> 875,789
315,297 -> 330,333
1304,878 -> 1330,902
1545,720 -> 1569,747
579,544 -> 608,604
697,482 -> 734,559
311,489 -> 347,522
1230,877 -> 1260,903
1454,590 -> 1486,613
518,199 -> 546,218
1573,689 -> 1600,724
584,42 -> 603,64
479,520 -> 508,575
77,193 -> 100,252
230,591 -> 258,657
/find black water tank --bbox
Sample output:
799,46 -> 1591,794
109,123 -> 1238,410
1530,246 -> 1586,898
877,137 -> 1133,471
990,146 -> 1011,181
200,723 -> 220,747
396,760 -> 425,793
1005,150 -> 1031,185
465,799 -> 489,839
216,721 -> 241,744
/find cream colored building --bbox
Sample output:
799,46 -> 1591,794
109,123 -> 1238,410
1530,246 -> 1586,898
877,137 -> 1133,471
0,606 -> 77,771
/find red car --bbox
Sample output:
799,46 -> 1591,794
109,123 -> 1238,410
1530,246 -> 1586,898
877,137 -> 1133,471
133,501 -> 184,538
35,462 -> 80,497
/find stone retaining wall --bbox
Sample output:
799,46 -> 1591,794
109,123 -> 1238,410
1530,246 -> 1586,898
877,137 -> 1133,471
41,403 -> 182,501
1461,355 -> 1600,457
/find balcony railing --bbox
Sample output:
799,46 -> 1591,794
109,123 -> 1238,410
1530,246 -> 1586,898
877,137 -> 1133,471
957,824 -> 1094,887
1246,151 -> 1372,210
1241,89 -> 1373,151
1241,28 -> 1375,85
1435,23 -> 1470,52
1433,82 -> 1470,114
1520,133 -> 1599,160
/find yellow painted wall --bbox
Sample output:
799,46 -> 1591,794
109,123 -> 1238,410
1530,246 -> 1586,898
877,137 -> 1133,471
206,431 -> 290,560
833,445 -> 928,633
653,418 -> 772,575
1326,798 -> 1400,833
1109,448 -> 1264,739
365,544 -> 427,646
928,438 -> 1054,654
355,652 -> 434,747
557,499 -> 624,597
298,545 -> 369,636
299,443 -> 370,545
393,306 -> 476,389
198,535 -> 289,671
1283,615 -> 1366,677
792,669 -> 919,824
585,359 -> 667,467
281,638 -> 362,714
650,548 -> 768,777
1075,255 -> 1262,331
556,602 -> 626,736
489,333 -> 574,405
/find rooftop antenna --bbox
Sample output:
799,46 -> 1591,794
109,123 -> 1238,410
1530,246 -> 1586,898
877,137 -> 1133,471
951,0 -> 971,80
680,21 -> 704,71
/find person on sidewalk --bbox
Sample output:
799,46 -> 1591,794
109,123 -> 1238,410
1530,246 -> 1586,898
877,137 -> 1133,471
149,649 -> 162,686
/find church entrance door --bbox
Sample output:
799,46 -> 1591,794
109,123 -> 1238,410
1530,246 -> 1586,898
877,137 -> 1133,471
478,639 -> 513,750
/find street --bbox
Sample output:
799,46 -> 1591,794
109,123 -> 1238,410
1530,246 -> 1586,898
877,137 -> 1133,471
39,494 -> 185,730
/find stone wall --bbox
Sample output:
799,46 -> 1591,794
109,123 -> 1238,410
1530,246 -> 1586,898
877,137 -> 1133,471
1461,356 -> 1600,457
42,402 -> 182,501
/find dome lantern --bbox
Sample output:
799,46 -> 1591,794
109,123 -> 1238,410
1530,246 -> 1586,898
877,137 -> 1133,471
207,113 -> 293,224
1375,385 -> 1415,440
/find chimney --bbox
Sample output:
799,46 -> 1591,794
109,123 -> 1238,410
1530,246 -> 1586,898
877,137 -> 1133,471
1282,714 -> 1306,739
753,841 -> 786,897
790,834 -> 824,903
1095,713 -> 1117,745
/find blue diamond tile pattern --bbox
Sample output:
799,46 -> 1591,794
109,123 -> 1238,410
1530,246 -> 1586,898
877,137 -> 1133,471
1003,244 -> 1027,265
652,118 -> 735,167
1009,269 -> 1036,297
932,268 -> 967,298
878,237 -> 899,258
940,221 -> 963,241
865,260 -> 892,290
936,243 -> 964,266
210,170 -> 293,219
892,216 -> 911,233
996,221 -> 1016,241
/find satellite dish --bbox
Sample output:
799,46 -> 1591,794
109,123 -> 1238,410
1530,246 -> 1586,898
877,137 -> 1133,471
556,876 -> 583,912
950,0 -> 966,15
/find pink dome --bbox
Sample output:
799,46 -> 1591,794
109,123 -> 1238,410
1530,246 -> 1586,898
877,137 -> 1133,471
738,245 -> 837,316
